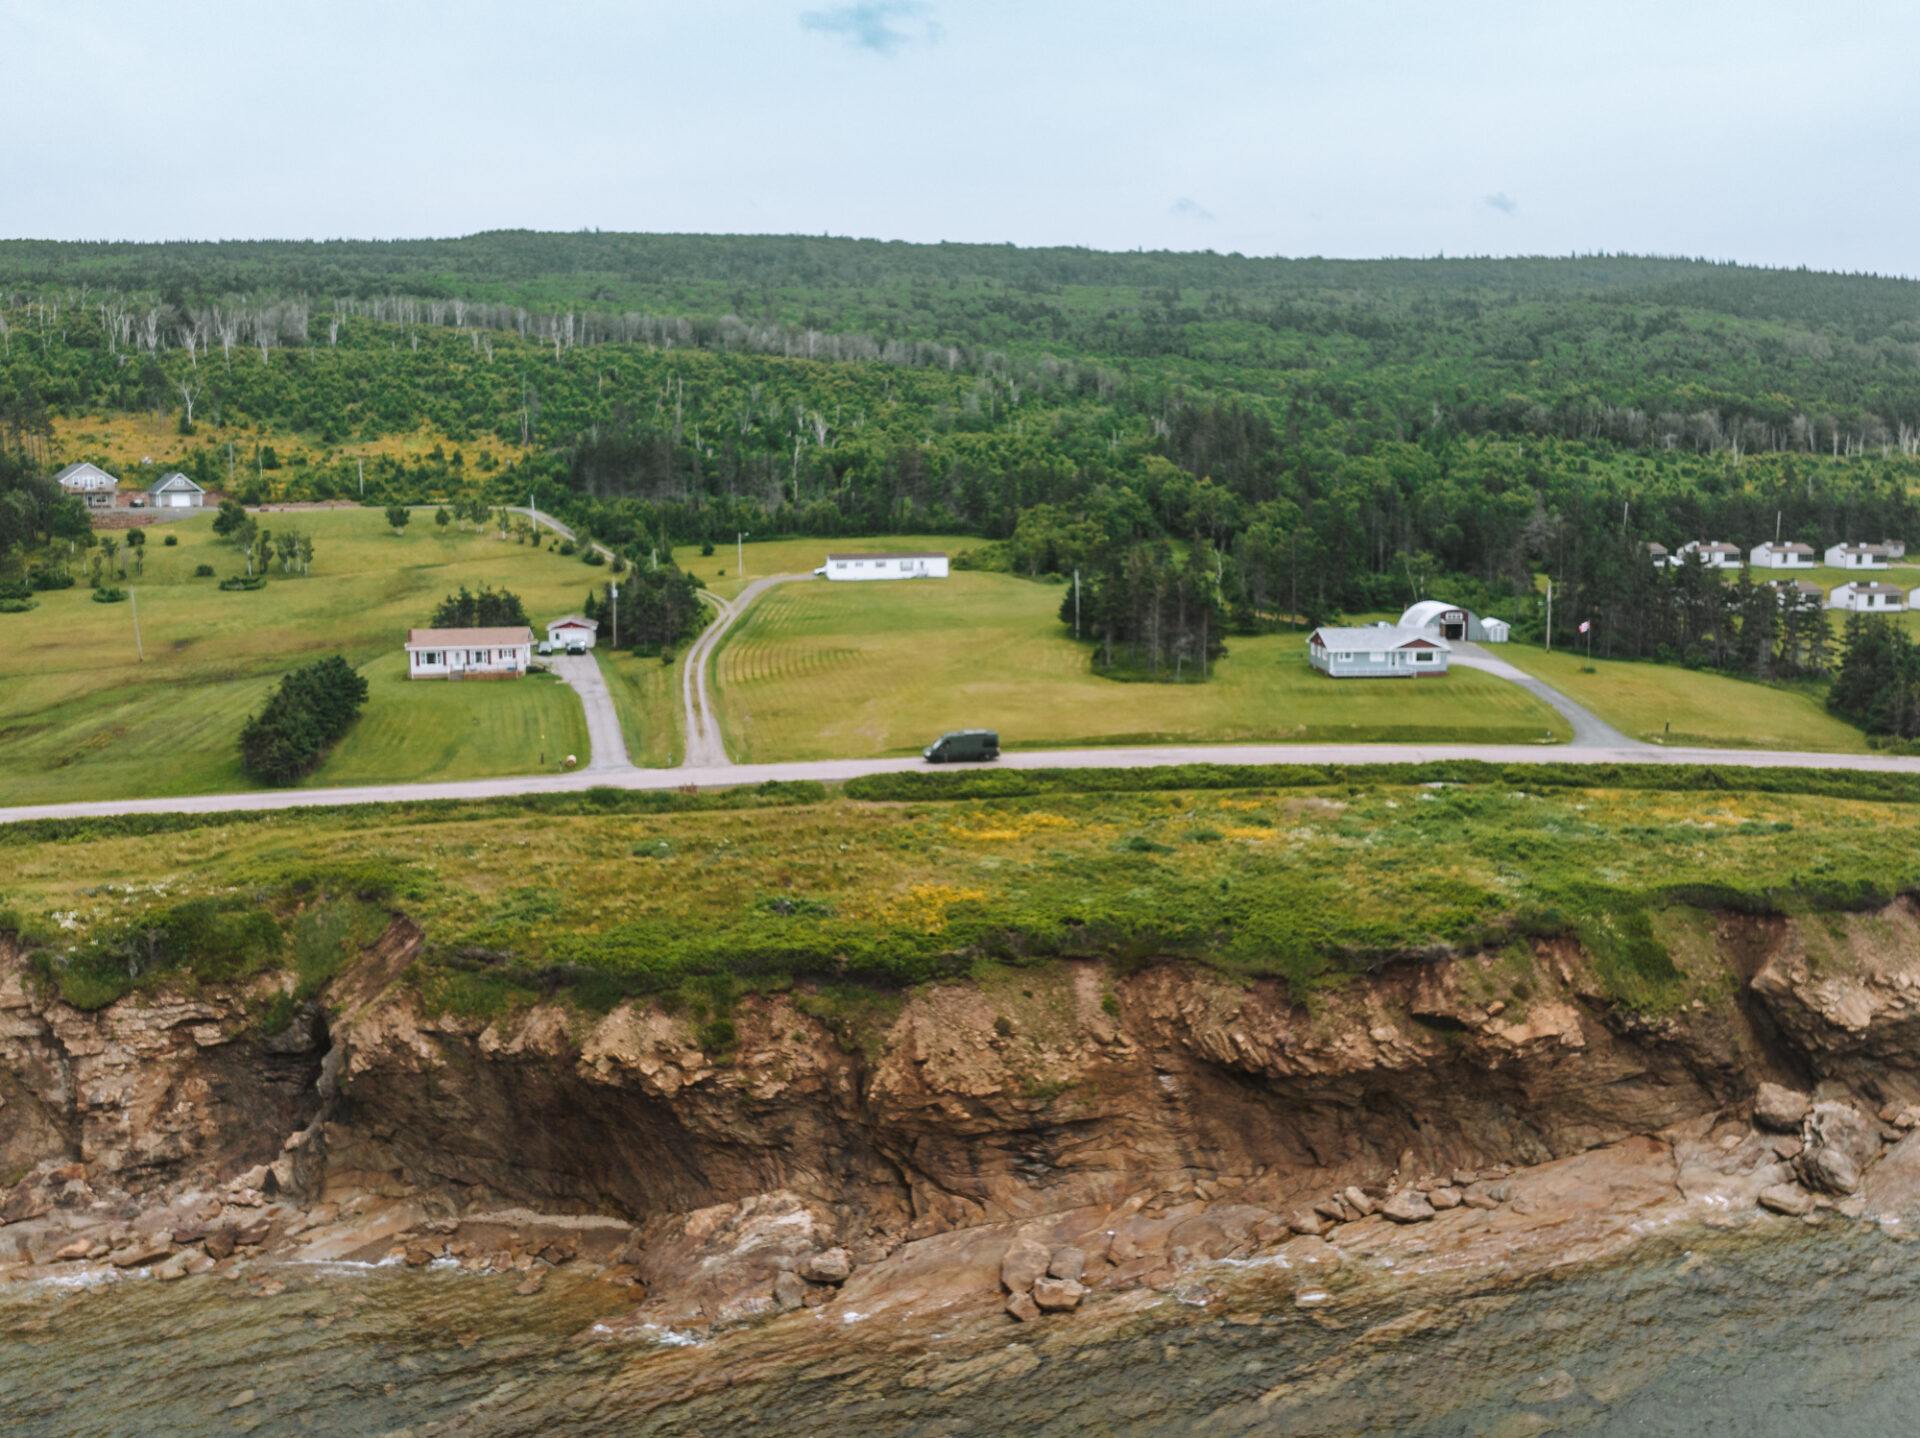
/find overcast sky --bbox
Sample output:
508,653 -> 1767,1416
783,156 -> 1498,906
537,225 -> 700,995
5,0 -> 1918,272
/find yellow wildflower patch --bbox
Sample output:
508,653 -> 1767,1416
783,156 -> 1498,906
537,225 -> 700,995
946,811 -> 1078,842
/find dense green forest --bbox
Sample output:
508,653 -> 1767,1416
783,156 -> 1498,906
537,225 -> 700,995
5,233 -> 1920,656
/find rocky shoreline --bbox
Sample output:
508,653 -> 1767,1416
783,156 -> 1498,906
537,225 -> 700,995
10,900 -> 1920,1360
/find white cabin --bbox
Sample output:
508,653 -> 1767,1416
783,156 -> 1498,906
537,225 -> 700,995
1679,541 -> 1742,569
54,461 -> 118,508
1646,542 -> 1671,567
820,552 -> 949,581
1307,626 -> 1450,678
545,615 -> 599,649
1828,582 -> 1906,613
1750,542 -> 1815,569
1826,543 -> 1890,570
405,626 -> 534,679
1768,579 -> 1824,605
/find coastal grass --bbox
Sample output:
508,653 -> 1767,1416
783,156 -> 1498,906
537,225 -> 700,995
0,507 -> 612,804
594,639 -> 685,768
1497,645 -> 1868,752
6,769 -> 1918,1021
711,573 -> 1572,762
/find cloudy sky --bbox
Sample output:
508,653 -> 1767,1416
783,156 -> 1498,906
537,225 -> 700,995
5,0 -> 1917,271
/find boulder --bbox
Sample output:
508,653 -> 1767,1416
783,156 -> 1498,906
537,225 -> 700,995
1031,1276 -> 1086,1312
1757,1184 -> 1815,1217
1801,1145 -> 1863,1196
1754,1083 -> 1812,1132
1288,1210 -> 1330,1236
1341,1186 -> 1376,1217
1005,1291 -> 1041,1323
798,1247 -> 852,1284
999,1237 -> 1051,1294
1047,1247 -> 1087,1283
1378,1191 -> 1436,1224
110,1238 -> 173,1268
404,1246 -> 436,1267
204,1227 -> 237,1261
1805,1102 -> 1878,1171
153,1254 -> 190,1282
513,1270 -> 546,1296
772,1271 -> 807,1312
1312,1199 -> 1348,1224
1427,1187 -> 1462,1211
52,1237 -> 95,1262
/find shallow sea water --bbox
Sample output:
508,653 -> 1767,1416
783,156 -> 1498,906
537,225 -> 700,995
4,1223 -> 1918,1435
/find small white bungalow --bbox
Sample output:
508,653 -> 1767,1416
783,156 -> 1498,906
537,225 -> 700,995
1397,600 -> 1509,643
405,626 -> 534,679
1679,541 -> 1742,569
1828,582 -> 1906,613
819,552 -> 949,581
1885,539 -> 1908,560
1750,542 -> 1816,569
1307,626 -> 1450,678
146,472 -> 205,508
545,615 -> 599,650
54,461 -> 118,508
1646,542 -> 1671,567
1826,543 -> 1890,570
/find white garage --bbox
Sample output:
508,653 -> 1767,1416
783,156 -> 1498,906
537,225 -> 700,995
147,472 -> 205,508
546,615 -> 599,649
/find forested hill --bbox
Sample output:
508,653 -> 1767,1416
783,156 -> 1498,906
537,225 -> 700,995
6,233 -> 1920,659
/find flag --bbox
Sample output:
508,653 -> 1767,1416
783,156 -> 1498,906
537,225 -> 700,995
1578,621 -> 1591,634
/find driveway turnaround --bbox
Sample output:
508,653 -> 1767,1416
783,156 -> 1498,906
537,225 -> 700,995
548,653 -> 634,773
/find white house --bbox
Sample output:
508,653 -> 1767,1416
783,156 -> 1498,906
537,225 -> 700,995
405,626 -> 534,679
1885,540 -> 1908,560
1769,579 -> 1824,605
54,461 -> 118,508
1397,600 -> 1509,643
146,472 -> 205,509
1750,542 -> 1815,569
545,615 -> 599,649
1646,542 -> 1671,567
1679,541 -> 1742,568
819,552 -> 949,581
1307,626 -> 1450,678
1828,582 -> 1906,613
1826,543 -> 1890,570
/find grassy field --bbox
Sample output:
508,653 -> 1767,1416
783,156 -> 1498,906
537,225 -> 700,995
1498,645 -> 1870,752
596,645 -> 684,768
711,572 -> 1571,761
9,770 -> 1920,1020
674,535 -> 982,601
0,507 -> 620,804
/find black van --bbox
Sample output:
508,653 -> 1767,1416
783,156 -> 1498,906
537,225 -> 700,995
924,729 -> 1000,763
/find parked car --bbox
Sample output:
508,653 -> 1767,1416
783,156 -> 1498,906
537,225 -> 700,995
537,641 -> 553,656
566,642 -> 587,656
924,729 -> 1000,763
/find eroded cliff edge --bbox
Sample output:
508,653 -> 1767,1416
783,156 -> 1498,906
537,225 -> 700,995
9,899 -> 1920,1331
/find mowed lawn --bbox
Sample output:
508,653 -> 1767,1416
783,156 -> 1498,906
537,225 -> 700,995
712,573 -> 1571,761
1498,645 -> 1868,752
0,508 -> 618,804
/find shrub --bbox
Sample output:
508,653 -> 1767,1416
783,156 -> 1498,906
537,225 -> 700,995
219,574 -> 268,590
238,655 -> 371,785
162,533 -> 178,546
558,540 -> 577,556
91,586 -> 128,603
194,563 -> 215,577
0,597 -> 33,613
29,567 -> 74,591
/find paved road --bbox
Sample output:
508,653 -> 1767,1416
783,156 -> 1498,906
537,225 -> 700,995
5,740 -> 1920,826
548,653 -> 634,772
679,574 -> 805,766
1450,644 -> 1645,749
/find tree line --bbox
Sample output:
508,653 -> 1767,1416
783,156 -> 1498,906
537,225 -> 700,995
238,656 -> 369,785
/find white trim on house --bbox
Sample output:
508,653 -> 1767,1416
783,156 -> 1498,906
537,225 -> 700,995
545,615 -> 599,649
821,552 -> 949,581
404,626 -> 534,679
1307,626 -> 1451,678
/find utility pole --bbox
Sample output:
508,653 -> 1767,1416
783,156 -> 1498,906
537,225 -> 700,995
610,581 -> 619,650
737,531 -> 749,576
357,457 -> 364,497
130,588 -> 143,661
1545,579 -> 1553,653
1074,567 -> 1081,638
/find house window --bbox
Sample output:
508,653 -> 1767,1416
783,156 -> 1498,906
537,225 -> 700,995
1414,652 -> 1434,663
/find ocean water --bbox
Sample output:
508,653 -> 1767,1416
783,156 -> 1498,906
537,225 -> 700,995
3,1223 -> 1916,1435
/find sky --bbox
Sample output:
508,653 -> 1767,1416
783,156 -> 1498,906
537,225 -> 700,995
5,0 -> 1919,272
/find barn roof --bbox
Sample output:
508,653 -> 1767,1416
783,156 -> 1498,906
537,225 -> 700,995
406,626 -> 534,647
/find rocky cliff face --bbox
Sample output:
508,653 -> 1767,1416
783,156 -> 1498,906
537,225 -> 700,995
5,899 -> 1920,1320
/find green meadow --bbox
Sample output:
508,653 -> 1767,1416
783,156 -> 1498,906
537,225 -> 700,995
710,571 -> 1570,762
0,508 -> 618,805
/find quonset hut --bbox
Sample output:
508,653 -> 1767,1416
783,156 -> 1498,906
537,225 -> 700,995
1396,601 -> 1510,644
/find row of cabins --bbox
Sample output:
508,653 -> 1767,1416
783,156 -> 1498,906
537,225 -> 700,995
1649,540 -> 1908,570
